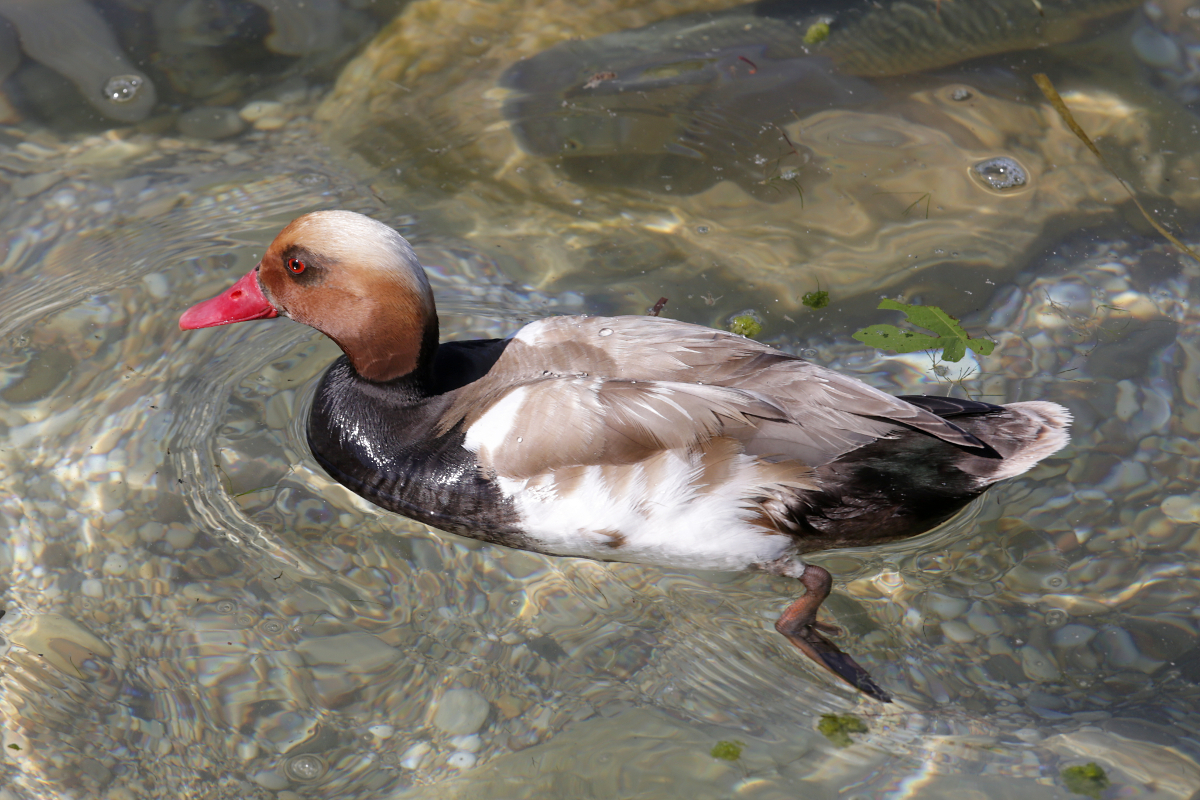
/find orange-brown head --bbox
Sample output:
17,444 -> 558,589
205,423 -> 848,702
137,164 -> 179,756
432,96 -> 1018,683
180,210 -> 438,382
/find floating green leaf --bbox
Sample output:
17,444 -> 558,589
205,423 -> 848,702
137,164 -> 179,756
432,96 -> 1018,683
7,743 -> 20,751
818,714 -> 867,749
1061,763 -> 1110,799
710,740 -> 744,761
852,299 -> 994,362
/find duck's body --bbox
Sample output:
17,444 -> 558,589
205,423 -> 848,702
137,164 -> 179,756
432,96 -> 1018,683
181,210 -> 1072,702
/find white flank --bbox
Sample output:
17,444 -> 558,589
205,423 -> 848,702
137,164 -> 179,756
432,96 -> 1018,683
498,449 -> 799,573
463,386 -> 529,458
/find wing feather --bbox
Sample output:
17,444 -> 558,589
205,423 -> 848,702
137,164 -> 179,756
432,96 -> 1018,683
463,376 -> 788,479
448,314 -> 984,477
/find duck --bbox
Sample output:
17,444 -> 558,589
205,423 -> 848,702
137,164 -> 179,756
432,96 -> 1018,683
179,210 -> 1071,702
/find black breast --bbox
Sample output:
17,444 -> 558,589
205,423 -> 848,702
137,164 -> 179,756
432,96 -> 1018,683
306,356 -> 527,548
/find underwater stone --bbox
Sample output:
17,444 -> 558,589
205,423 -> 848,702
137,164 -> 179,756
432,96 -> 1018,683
164,525 -> 195,550
940,620 -> 976,643
240,100 -> 286,123
0,16 -> 18,83
368,724 -> 395,740
249,0 -> 342,56
1160,494 -> 1200,523
1132,24 -> 1182,69
1020,644 -> 1062,682
399,741 -> 431,770
9,613 -> 112,676
967,604 -> 1001,635
178,107 -> 245,140
137,521 -> 165,543
432,688 -> 490,736
0,0 -> 157,122
448,733 -> 483,752
296,631 -> 399,672
250,769 -> 289,790
78,758 -> 112,787
1095,626 -> 1156,670
102,553 -> 128,576
925,592 -> 968,620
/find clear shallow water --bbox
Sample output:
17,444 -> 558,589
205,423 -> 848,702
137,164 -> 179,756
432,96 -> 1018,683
2,2 -> 1200,799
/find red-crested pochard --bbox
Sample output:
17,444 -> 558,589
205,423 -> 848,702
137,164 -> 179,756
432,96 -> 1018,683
180,210 -> 1071,702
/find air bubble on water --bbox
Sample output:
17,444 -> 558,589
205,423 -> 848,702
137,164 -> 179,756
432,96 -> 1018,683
104,75 -> 144,104
973,157 -> 1027,190
286,754 -> 327,782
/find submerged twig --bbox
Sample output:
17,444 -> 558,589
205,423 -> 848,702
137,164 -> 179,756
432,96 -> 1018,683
1033,73 -> 1200,264
874,190 -> 932,219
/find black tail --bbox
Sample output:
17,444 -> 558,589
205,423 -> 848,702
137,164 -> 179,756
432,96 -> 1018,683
792,399 -> 1071,552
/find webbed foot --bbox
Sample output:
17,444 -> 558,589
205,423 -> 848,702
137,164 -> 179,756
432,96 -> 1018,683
775,564 -> 892,703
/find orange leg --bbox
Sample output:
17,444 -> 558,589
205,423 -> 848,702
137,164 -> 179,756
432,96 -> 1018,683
776,564 -> 892,702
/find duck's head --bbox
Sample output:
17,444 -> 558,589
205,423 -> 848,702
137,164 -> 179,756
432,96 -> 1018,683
180,210 -> 438,382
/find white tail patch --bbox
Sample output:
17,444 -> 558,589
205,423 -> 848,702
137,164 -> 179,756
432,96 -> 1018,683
988,401 -> 1073,482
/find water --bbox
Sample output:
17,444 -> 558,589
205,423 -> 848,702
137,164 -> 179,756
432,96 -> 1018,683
1,1 -> 1200,797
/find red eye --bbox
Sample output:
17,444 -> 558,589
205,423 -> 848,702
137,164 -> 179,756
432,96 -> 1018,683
287,257 -> 306,274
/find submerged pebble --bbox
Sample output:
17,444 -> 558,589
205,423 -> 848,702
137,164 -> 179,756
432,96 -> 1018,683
250,768 -> 289,790
399,741 -> 432,770
433,688 -> 490,736
448,733 -> 483,752
164,526 -> 195,550
1021,645 -> 1062,682
178,107 -> 246,140
925,593 -> 968,620
102,553 -> 128,576
368,724 -> 395,740
1160,494 -> 1200,523
240,100 -> 285,124
941,620 -> 977,643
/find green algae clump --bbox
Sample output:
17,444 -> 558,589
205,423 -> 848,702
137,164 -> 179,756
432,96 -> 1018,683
804,20 -> 830,44
710,740 -> 744,761
728,313 -> 763,338
1062,763 -> 1110,799
802,288 -> 830,309
818,714 -> 867,748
